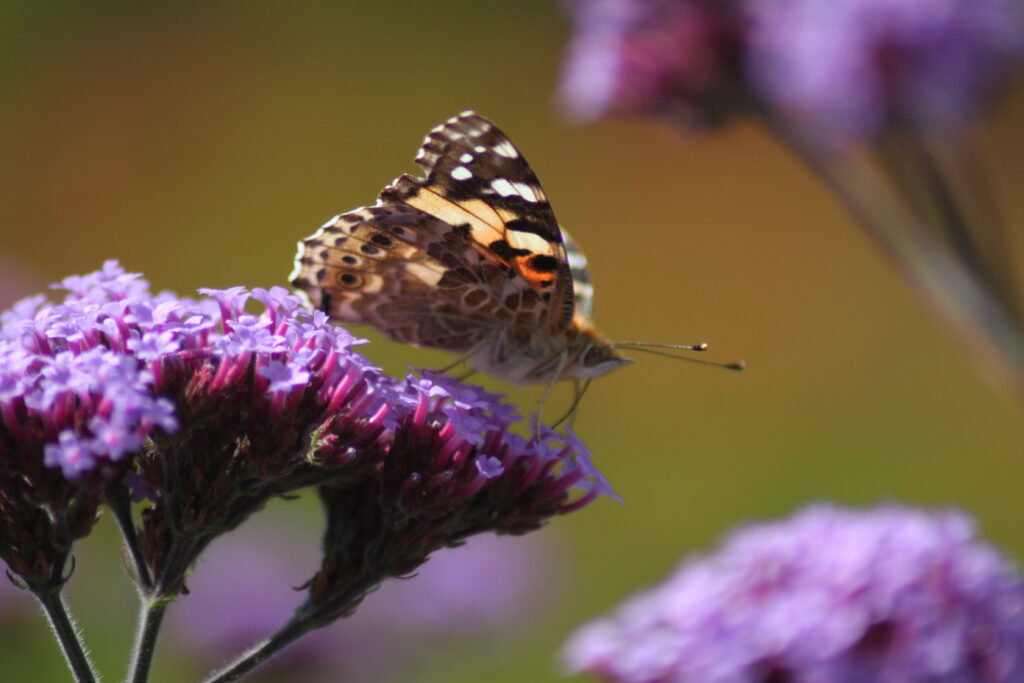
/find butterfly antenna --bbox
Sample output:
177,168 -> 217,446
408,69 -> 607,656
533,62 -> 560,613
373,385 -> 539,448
612,342 -> 746,371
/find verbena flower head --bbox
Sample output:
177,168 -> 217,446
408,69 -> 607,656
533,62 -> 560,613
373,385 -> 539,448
565,504 -> 1024,682
745,0 -> 1024,144
1,262 -> 612,602
309,378 -> 616,618
559,0 -> 746,127
0,262 -> 179,588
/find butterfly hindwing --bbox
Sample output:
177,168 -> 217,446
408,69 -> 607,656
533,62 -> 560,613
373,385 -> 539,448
562,228 -> 594,320
291,201 -> 553,352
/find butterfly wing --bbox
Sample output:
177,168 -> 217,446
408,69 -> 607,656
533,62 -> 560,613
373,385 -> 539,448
292,204 -> 515,352
562,228 -> 594,320
291,112 -> 578,355
380,112 -> 576,332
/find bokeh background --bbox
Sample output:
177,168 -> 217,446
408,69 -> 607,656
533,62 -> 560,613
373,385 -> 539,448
1,2 -> 1023,681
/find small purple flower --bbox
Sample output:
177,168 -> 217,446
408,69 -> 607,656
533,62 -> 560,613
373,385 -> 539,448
259,360 -> 311,393
399,370 -> 520,445
127,331 -> 179,360
746,0 -> 1024,143
565,504 -> 1024,682
42,431 -> 98,478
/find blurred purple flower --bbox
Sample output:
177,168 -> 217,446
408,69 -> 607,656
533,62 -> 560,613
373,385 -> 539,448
558,0 -> 1024,398
559,0 -> 744,126
565,504 -> 1024,682
169,517 -> 560,681
746,0 -> 1024,144
560,0 -> 1023,141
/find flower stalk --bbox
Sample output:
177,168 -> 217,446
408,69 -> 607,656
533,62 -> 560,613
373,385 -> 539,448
34,589 -> 97,683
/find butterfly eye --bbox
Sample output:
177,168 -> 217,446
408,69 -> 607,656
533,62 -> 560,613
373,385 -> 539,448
336,273 -> 363,289
582,346 -> 604,366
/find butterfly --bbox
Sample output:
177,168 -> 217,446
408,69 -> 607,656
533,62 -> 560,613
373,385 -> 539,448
290,112 -> 738,410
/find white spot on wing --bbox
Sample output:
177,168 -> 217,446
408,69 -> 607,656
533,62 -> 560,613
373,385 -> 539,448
451,166 -> 473,181
474,145 -> 486,153
493,141 -> 519,158
459,153 -> 473,163
512,181 -> 542,202
491,178 -> 517,197
491,178 -> 543,202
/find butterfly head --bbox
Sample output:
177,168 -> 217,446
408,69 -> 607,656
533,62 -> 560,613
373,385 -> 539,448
564,319 -> 633,380
576,342 -> 633,379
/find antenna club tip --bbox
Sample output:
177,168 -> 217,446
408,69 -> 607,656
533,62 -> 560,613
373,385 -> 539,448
695,343 -> 709,351
728,361 -> 747,371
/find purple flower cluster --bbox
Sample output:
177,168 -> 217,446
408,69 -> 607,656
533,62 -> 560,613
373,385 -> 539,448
560,0 -> 1024,141
1,262 -> 177,478
1,262 -> 612,604
565,505 -> 1024,682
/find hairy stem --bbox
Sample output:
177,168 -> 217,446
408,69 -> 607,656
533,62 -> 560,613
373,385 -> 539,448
204,577 -> 377,683
106,482 -> 152,590
127,597 -> 169,683
35,590 -> 97,683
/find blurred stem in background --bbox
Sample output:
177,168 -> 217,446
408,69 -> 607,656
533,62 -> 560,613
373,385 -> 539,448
778,124 -> 1024,397
559,0 -> 1024,397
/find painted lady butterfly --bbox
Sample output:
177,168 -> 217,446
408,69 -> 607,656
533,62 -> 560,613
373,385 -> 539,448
290,112 -> 737,396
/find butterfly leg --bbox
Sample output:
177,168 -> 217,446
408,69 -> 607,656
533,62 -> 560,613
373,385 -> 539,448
431,338 -> 488,377
533,351 -> 570,438
550,378 -> 593,431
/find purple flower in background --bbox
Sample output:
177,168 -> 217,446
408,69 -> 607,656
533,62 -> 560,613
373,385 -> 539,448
560,0 -> 745,126
565,505 -> 1024,682
558,0 -> 1024,397
560,0 -> 1023,141
746,0 -> 1024,143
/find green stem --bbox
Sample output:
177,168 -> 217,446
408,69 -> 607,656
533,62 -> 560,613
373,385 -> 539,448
204,577 -> 377,683
203,611 -> 316,683
106,482 -> 152,590
127,597 -> 168,683
35,590 -> 97,683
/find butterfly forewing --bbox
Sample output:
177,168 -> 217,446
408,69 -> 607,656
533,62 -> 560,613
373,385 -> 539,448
291,112 -> 575,352
384,112 -> 576,331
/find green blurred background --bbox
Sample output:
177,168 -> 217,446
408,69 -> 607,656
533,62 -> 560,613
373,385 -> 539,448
1,2 -> 1022,681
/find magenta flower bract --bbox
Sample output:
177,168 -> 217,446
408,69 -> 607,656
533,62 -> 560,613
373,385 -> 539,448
565,505 -> 1024,682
